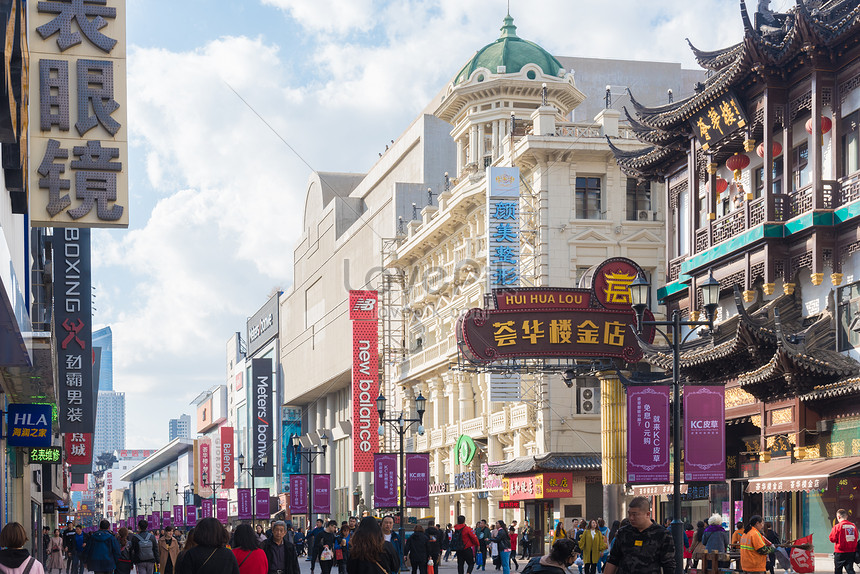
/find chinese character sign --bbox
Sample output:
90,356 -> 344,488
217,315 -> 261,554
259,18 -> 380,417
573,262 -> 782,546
55,229 -> 94,435
374,454 -> 398,508
255,488 -> 270,520
289,476 -> 308,515
351,317 -> 379,472
216,499 -> 228,524
404,454 -> 430,508
173,505 -> 183,527
30,447 -> 63,464
627,386 -> 670,483
28,0 -> 129,227
688,90 -> 748,151
185,505 -> 197,527
237,489 -> 252,520
312,475 -> 331,514
201,499 -> 213,519
64,432 -> 93,466
487,166 -> 521,290
7,404 -> 53,447
684,386 -> 726,482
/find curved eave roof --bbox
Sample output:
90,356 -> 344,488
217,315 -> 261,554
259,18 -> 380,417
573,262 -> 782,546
686,39 -> 745,71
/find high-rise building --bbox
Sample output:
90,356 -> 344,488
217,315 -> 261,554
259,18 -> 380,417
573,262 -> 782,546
93,391 -> 126,463
93,326 -> 113,392
168,414 -> 192,441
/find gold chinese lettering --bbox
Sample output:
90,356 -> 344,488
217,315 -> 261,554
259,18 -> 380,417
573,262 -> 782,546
707,107 -> 723,135
549,319 -> 572,344
576,320 -> 599,344
603,271 -> 636,304
604,321 -> 625,346
522,320 -> 545,344
493,321 -> 517,346
719,100 -> 736,127
696,117 -> 711,141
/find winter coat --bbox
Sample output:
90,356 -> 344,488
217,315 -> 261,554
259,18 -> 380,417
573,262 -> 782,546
82,530 -> 121,573
702,526 -> 729,554
579,530 -> 607,564
521,556 -> 567,574
261,537 -> 300,574
0,550 -> 46,574
175,546 -> 239,574
231,548 -> 268,574
158,536 -> 181,573
489,529 -> 511,552
404,532 -> 430,564
45,537 -> 64,571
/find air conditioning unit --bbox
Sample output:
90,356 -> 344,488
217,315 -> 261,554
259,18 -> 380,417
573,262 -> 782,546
816,419 -> 834,433
638,210 -> 657,221
579,387 -> 600,414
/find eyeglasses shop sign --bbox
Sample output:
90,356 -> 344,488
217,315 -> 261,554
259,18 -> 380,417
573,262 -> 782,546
247,294 -> 279,356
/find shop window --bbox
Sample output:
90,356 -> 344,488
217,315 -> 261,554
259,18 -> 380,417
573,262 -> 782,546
626,178 -> 652,220
842,110 -> 860,176
836,280 -> 860,351
575,177 -> 603,220
792,141 -> 809,191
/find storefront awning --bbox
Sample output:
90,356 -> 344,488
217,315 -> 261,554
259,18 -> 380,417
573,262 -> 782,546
746,456 -> 860,493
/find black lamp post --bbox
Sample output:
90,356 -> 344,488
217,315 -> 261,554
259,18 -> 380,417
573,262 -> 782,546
237,452 -> 268,528
292,434 -> 327,530
200,471 -> 224,518
630,270 -> 720,574
152,492 -> 170,529
377,392 -> 426,571
138,497 -> 152,520
174,482 -> 194,531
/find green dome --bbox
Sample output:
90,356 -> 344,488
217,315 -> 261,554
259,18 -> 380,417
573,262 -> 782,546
454,15 -> 563,85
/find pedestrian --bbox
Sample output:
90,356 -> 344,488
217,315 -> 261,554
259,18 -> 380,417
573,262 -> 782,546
348,518 -> 357,534
346,517 -> 398,574
689,521 -> 705,571
490,521 -> 511,574
830,509 -> 858,574
314,520 -> 338,574
158,526 -> 181,574
70,526 -> 85,574
0,523 -> 46,574
114,528 -> 133,574
761,523 -> 781,574
442,525 -> 453,562
404,525 -> 431,574
521,538 -> 577,574
477,521 -> 492,572
453,515 -> 479,574
425,525 -> 441,571
232,524 -> 268,574
579,520 -> 606,574
82,520 -> 121,574
45,530 -> 63,574
601,521 -> 620,574
61,524 -> 75,574
489,524 -> 500,570
256,525 -> 268,545
261,520 -> 299,574
131,519 -> 160,574
294,528 -> 305,557
702,514 -> 729,569
508,526 -> 519,571
739,515 -> 771,574
336,523 -> 351,574
42,528 -> 51,564
175,518 -> 238,574
381,517 -> 401,572
552,523 -> 567,546
309,520 -> 326,571
519,522 -> 532,560
603,496 -> 675,574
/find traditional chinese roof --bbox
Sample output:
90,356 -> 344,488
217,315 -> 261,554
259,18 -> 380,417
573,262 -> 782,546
605,138 -> 681,180
489,452 -> 602,475
622,107 -> 685,146
686,39 -> 745,71
800,375 -> 860,403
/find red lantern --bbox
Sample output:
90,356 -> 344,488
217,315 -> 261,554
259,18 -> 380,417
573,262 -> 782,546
756,141 -> 783,158
725,152 -> 750,181
805,115 -> 833,135
706,177 -> 729,195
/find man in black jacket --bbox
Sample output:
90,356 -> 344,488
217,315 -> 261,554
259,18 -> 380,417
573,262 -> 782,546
263,521 -> 300,574
313,521 -> 338,574
62,524 -> 76,574
604,497 -> 675,574
405,525 -> 431,574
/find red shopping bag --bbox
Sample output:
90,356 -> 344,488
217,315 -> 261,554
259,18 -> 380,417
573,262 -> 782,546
427,559 -> 435,574
789,534 -> 814,574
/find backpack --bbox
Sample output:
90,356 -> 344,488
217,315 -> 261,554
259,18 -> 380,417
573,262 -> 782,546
134,532 -> 155,561
451,529 -> 465,551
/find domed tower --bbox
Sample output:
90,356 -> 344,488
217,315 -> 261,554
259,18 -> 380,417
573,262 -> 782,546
435,14 -> 585,177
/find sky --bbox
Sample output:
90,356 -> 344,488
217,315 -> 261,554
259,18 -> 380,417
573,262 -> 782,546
93,0 -> 786,448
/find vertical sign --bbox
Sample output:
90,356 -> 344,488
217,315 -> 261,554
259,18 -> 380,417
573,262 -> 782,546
201,499 -> 213,519
626,385 -> 671,483
220,426 -> 234,489
255,488 -> 270,520
64,432 -> 93,466
350,290 -> 378,472
373,454 -> 398,508
28,0 -> 130,227
55,229 -> 94,435
237,489 -> 252,520
216,499 -> 228,524
252,358 -> 274,478
173,505 -> 183,527
312,475 -> 331,514
289,475 -> 308,515
197,438 -> 212,496
281,406 -> 302,494
405,453 -> 430,508
185,505 -> 197,527
486,167 -> 522,402
684,386 -> 726,482
162,514 -> 172,528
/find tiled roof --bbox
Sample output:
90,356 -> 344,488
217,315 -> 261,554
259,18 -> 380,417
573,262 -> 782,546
489,453 -> 602,475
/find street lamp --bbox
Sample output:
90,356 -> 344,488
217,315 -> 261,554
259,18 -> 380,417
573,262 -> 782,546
200,471 -> 224,518
292,433 -> 327,530
152,492 -> 170,529
377,392 -> 426,570
629,271 -> 719,574
138,497 -> 152,521
238,452 -> 268,528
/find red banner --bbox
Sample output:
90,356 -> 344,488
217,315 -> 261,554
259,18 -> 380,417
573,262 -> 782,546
65,433 -> 93,466
501,472 -> 573,501
197,438 -> 211,495
684,386 -> 726,482
789,535 -> 814,573
221,427 -> 234,489
351,318 -> 378,472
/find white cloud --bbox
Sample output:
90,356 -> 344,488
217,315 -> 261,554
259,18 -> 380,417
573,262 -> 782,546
262,0 -> 376,34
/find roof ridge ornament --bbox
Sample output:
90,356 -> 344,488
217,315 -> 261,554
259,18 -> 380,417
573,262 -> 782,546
500,13 -> 518,39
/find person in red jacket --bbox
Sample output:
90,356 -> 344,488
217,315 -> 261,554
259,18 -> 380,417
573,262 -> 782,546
232,524 -> 269,574
454,516 -> 480,574
829,509 -> 858,574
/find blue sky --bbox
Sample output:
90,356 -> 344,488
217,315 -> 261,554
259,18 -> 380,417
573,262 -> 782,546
96,0 -> 753,448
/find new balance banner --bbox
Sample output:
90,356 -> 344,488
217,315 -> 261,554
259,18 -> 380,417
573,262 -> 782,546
312,474 -> 331,514
405,453 -> 430,508
374,454 -> 397,508
201,498 -> 213,519
216,499 -> 228,524
252,359 -> 274,477
290,475 -> 308,514
255,488 -> 270,519
351,315 -> 378,472
626,385 -> 670,483
173,505 -> 183,526
185,505 -> 197,527
684,385 -> 725,482
237,488 -> 252,520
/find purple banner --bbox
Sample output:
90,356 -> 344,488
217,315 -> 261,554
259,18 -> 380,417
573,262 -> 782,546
147,514 -> 154,531
216,499 -> 228,524
174,505 -> 184,527
162,515 -> 172,528
201,499 -> 213,519
684,385 -> 726,482
312,474 -> 331,514
289,475 -> 308,514
405,453 -> 430,508
374,454 -> 398,508
256,488 -> 270,519
238,488 -> 253,520
154,512 -> 162,527
185,505 -> 197,527
627,385 -> 670,483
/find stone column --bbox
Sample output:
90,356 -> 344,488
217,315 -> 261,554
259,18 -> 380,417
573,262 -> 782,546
478,124 -> 486,164
470,125 -> 479,164
459,375 -> 474,420
598,371 -> 626,522
492,121 -> 499,160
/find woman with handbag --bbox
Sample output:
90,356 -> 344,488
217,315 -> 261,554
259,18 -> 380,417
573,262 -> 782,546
336,524 -> 351,574
45,530 -> 63,574
231,525 -> 267,574
347,518 -> 398,574
115,528 -> 134,574
175,518 -> 239,574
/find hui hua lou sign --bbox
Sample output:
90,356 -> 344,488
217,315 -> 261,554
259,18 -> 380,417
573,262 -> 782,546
457,258 -> 655,364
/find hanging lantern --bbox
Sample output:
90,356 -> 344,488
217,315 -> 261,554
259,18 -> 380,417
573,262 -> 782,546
706,177 -> 729,195
725,152 -> 750,181
756,141 -> 783,158
805,115 -> 833,135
